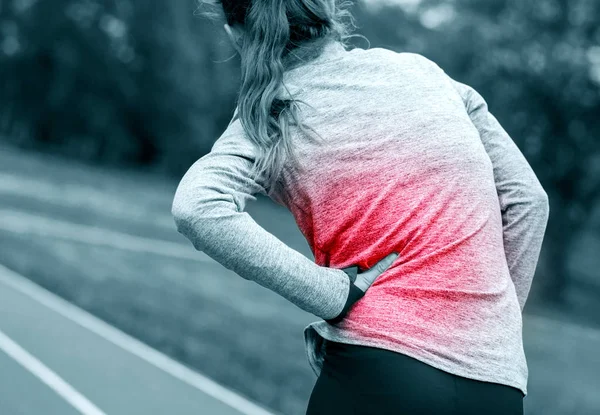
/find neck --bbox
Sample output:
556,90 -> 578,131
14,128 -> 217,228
282,36 -> 340,71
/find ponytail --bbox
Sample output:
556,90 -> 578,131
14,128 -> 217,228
197,0 -> 367,196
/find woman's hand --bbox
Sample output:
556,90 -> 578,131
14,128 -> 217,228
325,252 -> 399,325
352,252 -> 399,292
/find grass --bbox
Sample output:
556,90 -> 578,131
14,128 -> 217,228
0,144 -> 599,415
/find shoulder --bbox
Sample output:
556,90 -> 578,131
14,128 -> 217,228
352,45 -> 403,61
399,51 -> 445,74
357,47 -> 444,73
210,115 -> 259,159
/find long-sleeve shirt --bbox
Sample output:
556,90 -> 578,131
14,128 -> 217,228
171,39 -> 550,397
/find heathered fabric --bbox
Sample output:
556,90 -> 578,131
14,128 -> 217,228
171,39 -> 550,397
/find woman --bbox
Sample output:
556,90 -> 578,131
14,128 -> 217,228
172,0 -> 550,413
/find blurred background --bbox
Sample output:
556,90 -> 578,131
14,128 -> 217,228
0,0 -> 599,414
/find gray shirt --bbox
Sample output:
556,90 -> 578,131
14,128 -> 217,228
171,40 -> 550,396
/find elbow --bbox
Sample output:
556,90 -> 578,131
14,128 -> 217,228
537,189 -> 549,208
171,189 -> 196,235
171,200 -> 191,235
171,181 -> 207,231
171,199 -> 207,252
533,184 -> 549,207
171,183 -> 239,245
171,187 -> 220,246
540,191 -> 550,219
531,187 -> 550,221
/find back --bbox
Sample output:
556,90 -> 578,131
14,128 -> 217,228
274,45 -> 528,394
172,40 -> 548,397
277,47 -> 504,289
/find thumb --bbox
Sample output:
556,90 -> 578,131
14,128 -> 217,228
375,252 -> 399,273
354,252 -> 399,292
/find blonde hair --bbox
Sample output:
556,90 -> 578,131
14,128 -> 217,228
196,0 -> 367,196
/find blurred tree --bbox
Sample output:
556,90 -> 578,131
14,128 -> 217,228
0,0 -> 234,173
1,0 -> 598,310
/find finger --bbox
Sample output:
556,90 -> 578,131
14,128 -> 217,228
355,252 -> 399,290
375,252 -> 399,273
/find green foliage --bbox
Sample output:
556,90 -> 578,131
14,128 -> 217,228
0,0 -> 598,303
0,0 -> 235,174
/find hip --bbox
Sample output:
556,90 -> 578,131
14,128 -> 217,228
309,340 -> 524,415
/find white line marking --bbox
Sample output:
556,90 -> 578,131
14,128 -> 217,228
0,209 -> 209,262
0,264 -> 277,415
0,171 -> 175,230
0,328 -> 107,415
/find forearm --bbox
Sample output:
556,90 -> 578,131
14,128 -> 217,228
174,210 -> 352,320
501,193 -> 550,312
171,117 -> 368,322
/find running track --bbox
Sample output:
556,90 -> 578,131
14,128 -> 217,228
0,263 -> 277,415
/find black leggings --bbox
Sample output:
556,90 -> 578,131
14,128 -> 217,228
306,341 -> 524,415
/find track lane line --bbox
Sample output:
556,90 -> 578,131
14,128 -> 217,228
0,328 -> 107,415
0,209 -> 207,262
0,264 -> 277,415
